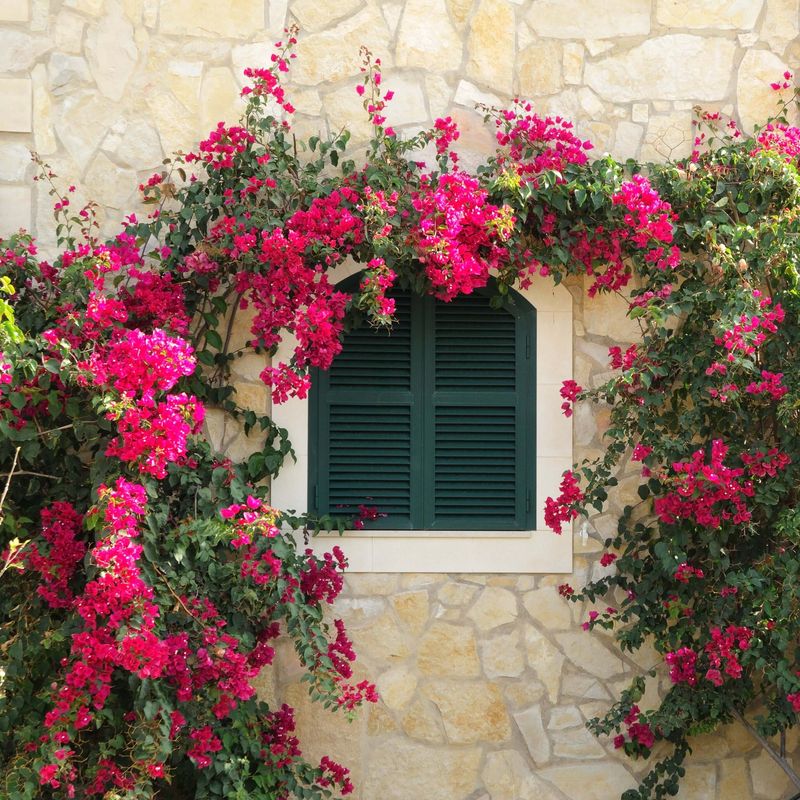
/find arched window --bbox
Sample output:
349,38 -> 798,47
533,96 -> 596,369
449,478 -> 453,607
309,280 -> 535,530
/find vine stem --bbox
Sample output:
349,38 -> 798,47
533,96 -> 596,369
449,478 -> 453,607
0,447 -> 20,521
732,709 -> 800,789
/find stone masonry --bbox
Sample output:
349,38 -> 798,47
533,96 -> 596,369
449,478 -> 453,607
2,1 -> 800,798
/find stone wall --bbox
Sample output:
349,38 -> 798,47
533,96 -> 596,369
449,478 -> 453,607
2,1 -> 799,798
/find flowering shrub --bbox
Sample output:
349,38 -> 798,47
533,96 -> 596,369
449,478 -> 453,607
2,28 -> 800,800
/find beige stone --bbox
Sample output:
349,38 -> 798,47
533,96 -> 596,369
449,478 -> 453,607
481,628 -> 524,678
165,59 -> 203,113
447,0 -> 473,28
503,680 -> 546,710
674,765 -> 716,798
349,612 -> 410,663
401,698 -> 444,742
555,631 -> 626,679
466,0 -> 515,94
657,0 -> 763,29
84,151 -> 136,210
518,41 -> 563,97
548,706 -> 583,730
376,664 -> 417,710
201,67 -> 244,136
585,36 -> 737,102
232,382 -> 268,413
345,573 -> 399,595
31,64 -> 56,155
86,5 -> 138,101
750,749 -> 790,798
524,625 -> 564,702
0,30 -> 50,73
0,142 -> 31,182
514,704 -> 550,764
424,680 -> 511,743
527,0 -> 650,38
367,702 -> 399,735
203,408 -> 227,451
0,186 -> 31,235
581,287 -> 641,342
640,111 -> 693,163
523,586 -> 573,630
632,103 -> 649,124
114,118 -> 163,169
613,121 -> 644,160
55,91 -> 116,170
563,43 -> 583,86
718,758 -> 752,798
361,737 -> 481,800
438,581 -> 478,606
539,763 -> 637,800
396,0 -> 462,73
0,78 -> 32,133
737,49 -> 795,133
64,0 -> 105,14
467,586 -> 518,630
145,89 -> 197,156
0,0 -> 28,21
551,726 -> 607,759
482,749 -> 562,800
390,590 -> 429,636
418,622 -> 480,677
561,670 -> 611,700
762,0 -> 800,53
294,5 -> 391,85
334,597 -> 386,628
54,11 -> 86,53
292,0 -> 361,31
159,0 -> 265,38
425,75 -> 452,118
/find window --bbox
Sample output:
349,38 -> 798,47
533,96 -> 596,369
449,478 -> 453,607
308,281 -> 535,530
270,261 -> 574,573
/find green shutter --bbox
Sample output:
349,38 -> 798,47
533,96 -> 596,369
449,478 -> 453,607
310,280 -> 535,531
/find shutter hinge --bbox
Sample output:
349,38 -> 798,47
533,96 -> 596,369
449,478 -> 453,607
525,334 -> 531,360
526,490 -> 531,513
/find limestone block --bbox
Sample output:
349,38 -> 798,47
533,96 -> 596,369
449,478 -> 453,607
367,703 -> 399,735
514,704 -> 550,764
203,408 -> 227,451
524,624 -> 565,702
425,75 -> 452,118
581,284 -> 641,342
0,0 -> 28,21
381,2 -> 402,34
551,726 -> 607,759
267,0 -> 287,34
538,763 -> 637,800
64,0 -> 105,14
54,11 -> 87,53
737,49 -> 795,133
613,120 -> 644,160
334,597 -> 386,628
0,78 -> 32,133
84,151 -> 136,210
291,0 -> 361,32
201,67 -> 245,136
0,30 -> 50,73
447,0 -> 473,28
390,590 -> 429,635
424,680 -> 512,742
146,89 -> 197,156
48,54 -> 92,96
556,631 -> 627,680
563,43 -> 583,85
418,622 -> 480,677
483,749 -> 562,800
657,0 -> 763,29
761,0 -> 800,53
361,737 -> 481,800
31,64 -> 56,155
86,6 -> 139,101
640,111 -> 693,163
467,586 -> 518,631
114,118 -> 163,170
381,75 -> 428,127
401,698 -> 444,742
750,749 -> 790,798
584,36 -> 736,102
231,382 -> 268,413
527,0 -> 650,38
396,0 -> 462,73
519,41 -> 563,97
165,60 -> 203,112
0,186 -> 31,235
548,706 -> 583,729
522,586 -> 573,630
437,581 -> 478,606
159,0 -> 266,38
632,103 -> 649,124
349,612 -> 410,663
376,665 -> 417,710
0,142 -> 31,182
719,758 -> 752,798
466,0 -> 515,95
454,80 -> 502,110
293,5 -> 391,85
561,670 -> 610,700
480,628 -> 524,678
345,573 -> 399,595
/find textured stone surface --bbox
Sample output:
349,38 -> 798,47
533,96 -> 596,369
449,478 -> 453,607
377,665 -> 417,710
657,0 -> 763,29
424,680 -> 512,743
539,763 -> 637,800
466,0 -> 515,94
0,78 -> 32,133
159,0 -> 266,38
0,186 -> 31,234
418,623 -> 480,677
0,0 -> 29,21
468,586 -> 518,630
480,629 -> 525,678
519,42 -> 563,97
527,0 -> 651,38
737,49 -> 795,133
395,0 -> 462,72
85,6 -> 138,101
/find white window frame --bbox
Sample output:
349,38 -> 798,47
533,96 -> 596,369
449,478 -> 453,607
271,262 -> 574,573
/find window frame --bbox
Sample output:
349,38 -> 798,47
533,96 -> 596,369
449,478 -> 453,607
270,261 -> 574,573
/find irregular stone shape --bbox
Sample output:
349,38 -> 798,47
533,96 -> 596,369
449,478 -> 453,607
0,142 -> 32,182
54,11 -> 86,53
292,0 -> 361,32
674,765 -> 717,798
539,763 -> 637,800
293,5 -> 391,85
640,111 -> 693,163
47,54 -> 92,96
349,612 -> 410,664
466,0 -> 515,94
555,631 -> 626,680
31,64 -> 56,154
55,91 -> 115,171
231,382 -> 268,413
482,749 -> 562,800
548,705 -> 583,730
718,758 -> 752,798
447,0 -> 473,27
613,121 -> 644,161
396,0 -> 462,73
345,573 -> 399,596
0,30 -> 50,73
86,7 -> 138,101
390,590 -> 429,636
527,0 -> 650,38
424,680 -> 511,743
159,0 -> 266,38
361,737 -> 481,800
467,586 -> 518,631
584,35 -> 736,102
115,119 -> 163,170
563,42 -> 583,85
333,596 -> 386,629
657,0 -> 762,28
524,624 -> 564,702
0,0 -> 28,22
514,704 -> 550,765
551,726 -> 606,759
454,80 -> 502,110
64,0 -> 105,14
418,622 -> 480,677
0,186 -> 31,235
561,670 -> 611,701
761,0 -> 800,53
381,75 -> 428,127
437,581 -> 478,606
201,67 -> 244,136
367,703 -> 399,735
376,665 -> 417,710
146,89 -> 197,157
737,49 -> 795,134
749,749 -> 790,798
401,698 -> 444,742
503,680 -> 546,710
518,41 -> 563,97
481,629 -> 525,678
522,586 -> 572,630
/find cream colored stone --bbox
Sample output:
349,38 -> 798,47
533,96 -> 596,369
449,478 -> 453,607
294,5 -> 391,85
418,622 -> 480,677
514,704 -> 550,764
201,67 -> 244,136
361,737 -> 481,800
114,118 -> 163,169
146,88 -> 197,155
657,0 -> 763,29
350,612 -> 409,663
401,698 -> 444,742
376,665 -> 417,710
381,1 -> 402,33
334,597 -> 386,629
83,151 -> 136,209
561,670 -> 610,700
483,749 -> 562,800
613,120 -> 644,160
64,0 -> 105,14
86,5 -> 138,101
523,586 -> 573,630
160,0 -> 265,38
582,288 -> 640,342
524,625 -> 564,702
467,0 -> 515,94
345,573 -> 399,595
0,0 -> 28,21
632,103 -> 649,124
165,60 -> 202,115
585,36 -> 736,102
548,706 -> 583,730
396,0 -> 462,73
31,64 -> 56,155
390,590 -> 429,635
761,0 -> 800,53
437,581 -> 477,606
527,0 -> 650,38
425,75 -> 452,118
0,142 -> 31,182
467,586 -> 518,630
518,41 -> 563,97
232,382 -> 268,413
674,765 -> 716,798
556,631 -> 626,679
55,91 -> 119,170
447,0 -> 473,28
0,186 -> 31,235
539,763 -> 637,800
737,49 -> 795,133
54,11 -> 85,52
718,758 -> 752,798
640,111 -> 693,163
0,30 -> 50,73
367,702 -> 399,735
203,408 -> 227,451
750,749 -> 790,798
563,43 -> 583,85
424,680 -> 511,743
0,78 -> 31,134
480,628 -> 524,678
551,726 -> 607,759
504,680 -> 546,710
48,53 -> 92,97
292,0 -> 361,31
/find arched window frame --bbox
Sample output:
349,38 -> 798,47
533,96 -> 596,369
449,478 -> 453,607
271,261 -> 574,573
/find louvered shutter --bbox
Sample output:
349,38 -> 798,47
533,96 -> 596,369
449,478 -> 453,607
310,280 -> 534,531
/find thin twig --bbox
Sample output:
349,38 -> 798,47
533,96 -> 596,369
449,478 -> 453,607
0,447 -> 20,520
732,709 -> 800,789
151,563 -> 200,621
0,470 -> 59,480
